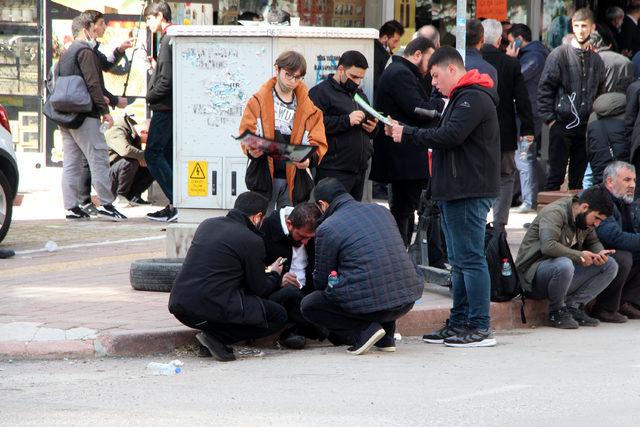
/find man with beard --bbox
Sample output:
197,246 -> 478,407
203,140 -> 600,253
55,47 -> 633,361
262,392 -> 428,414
261,202 -> 325,349
594,162 -> 640,322
538,8 -> 606,191
309,50 -> 378,201
515,186 -> 618,329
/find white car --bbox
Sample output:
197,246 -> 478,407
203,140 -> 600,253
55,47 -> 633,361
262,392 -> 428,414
0,104 -> 18,243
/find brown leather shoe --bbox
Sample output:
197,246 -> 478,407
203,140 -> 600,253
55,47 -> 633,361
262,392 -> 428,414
592,308 -> 628,323
619,302 -> 640,319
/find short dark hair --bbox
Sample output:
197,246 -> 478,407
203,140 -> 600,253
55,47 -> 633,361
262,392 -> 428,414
313,178 -> 347,205
82,10 -> 104,24
404,36 -> 435,56
144,1 -> 172,22
428,46 -> 465,70
338,50 -> 368,69
466,19 -> 484,47
234,191 -> 269,216
578,186 -> 614,217
288,202 -> 322,230
71,14 -> 92,37
238,11 -> 261,21
508,23 -> 532,42
379,20 -> 404,38
572,7 -> 594,23
275,50 -> 306,76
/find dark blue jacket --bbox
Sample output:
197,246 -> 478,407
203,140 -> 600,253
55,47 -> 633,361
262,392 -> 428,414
465,48 -> 498,88
597,196 -> 640,261
313,194 -> 424,313
517,41 -> 548,136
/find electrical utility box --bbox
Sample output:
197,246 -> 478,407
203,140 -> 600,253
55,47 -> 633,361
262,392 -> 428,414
168,25 -> 377,223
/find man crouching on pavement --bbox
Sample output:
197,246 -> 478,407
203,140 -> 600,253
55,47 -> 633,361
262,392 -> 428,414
301,178 -> 424,355
262,202 -> 327,349
169,191 -> 287,361
515,186 -> 618,329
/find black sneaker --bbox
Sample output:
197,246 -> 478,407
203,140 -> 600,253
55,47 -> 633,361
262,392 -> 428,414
80,202 -> 99,217
549,307 -> 580,329
96,204 -> 127,222
196,332 -> 236,362
347,322 -> 386,355
374,334 -> 396,352
444,328 -> 497,348
167,207 -> 178,223
279,333 -> 306,350
423,322 -> 466,344
147,205 -> 172,221
128,196 -> 150,206
66,206 -> 90,220
568,305 -> 600,327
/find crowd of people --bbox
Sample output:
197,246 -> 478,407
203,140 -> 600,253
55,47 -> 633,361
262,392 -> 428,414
50,1 -> 640,359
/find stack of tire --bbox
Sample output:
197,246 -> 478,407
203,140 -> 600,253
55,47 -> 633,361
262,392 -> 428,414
130,258 -> 183,292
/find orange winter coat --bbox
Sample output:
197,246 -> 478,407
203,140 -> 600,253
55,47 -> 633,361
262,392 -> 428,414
239,77 -> 327,202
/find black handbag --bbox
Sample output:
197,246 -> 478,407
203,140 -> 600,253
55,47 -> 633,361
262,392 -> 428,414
245,154 -> 273,199
292,168 -> 314,205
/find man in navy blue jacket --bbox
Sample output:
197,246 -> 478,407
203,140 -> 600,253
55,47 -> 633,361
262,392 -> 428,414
301,178 -> 423,356
594,161 -> 640,321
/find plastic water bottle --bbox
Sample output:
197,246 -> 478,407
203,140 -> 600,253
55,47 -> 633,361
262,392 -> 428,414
44,240 -> 58,252
501,258 -> 512,277
99,122 -> 110,134
146,360 -> 182,375
328,271 -> 340,288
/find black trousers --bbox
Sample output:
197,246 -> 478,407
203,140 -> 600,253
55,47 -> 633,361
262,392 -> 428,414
269,286 -> 326,339
300,290 -> 414,345
315,168 -> 367,202
545,123 -> 588,191
594,250 -> 640,312
174,299 -> 287,345
110,158 -> 154,198
389,179 -> 428,247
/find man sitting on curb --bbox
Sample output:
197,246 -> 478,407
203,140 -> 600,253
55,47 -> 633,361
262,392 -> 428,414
261,202 -> 326,349
515,186 -> 618,329
301,178 -> 424,355
594,161 -> 640,321
169,191 -> 287,362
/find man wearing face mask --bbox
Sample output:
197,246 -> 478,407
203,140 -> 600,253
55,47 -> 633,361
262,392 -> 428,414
370,37 -> 445,247
515,186 -> 618,329
169,191 -> 288,362
309,51 -> 378,201
594,162 -> 640,322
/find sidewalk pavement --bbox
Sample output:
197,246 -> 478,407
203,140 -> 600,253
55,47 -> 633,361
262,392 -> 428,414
0,180 -> 543,360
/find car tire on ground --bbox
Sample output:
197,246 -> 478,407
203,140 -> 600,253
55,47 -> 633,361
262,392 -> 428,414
130,258 -> 184,292
0,169 -> 13,243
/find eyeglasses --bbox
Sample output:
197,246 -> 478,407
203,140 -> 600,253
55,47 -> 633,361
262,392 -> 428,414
284,71 -> 304,82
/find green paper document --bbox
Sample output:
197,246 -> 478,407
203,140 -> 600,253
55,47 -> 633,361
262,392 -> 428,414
354,93 -> 393,126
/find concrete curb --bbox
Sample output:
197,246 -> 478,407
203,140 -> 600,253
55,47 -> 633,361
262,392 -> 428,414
0,298 -> 550,360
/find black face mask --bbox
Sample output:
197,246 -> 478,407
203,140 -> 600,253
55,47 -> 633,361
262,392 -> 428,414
575,212 -> 589,230
340,77 -> 359,95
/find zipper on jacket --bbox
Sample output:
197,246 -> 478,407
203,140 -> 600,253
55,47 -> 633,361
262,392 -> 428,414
450,151 -> 457,178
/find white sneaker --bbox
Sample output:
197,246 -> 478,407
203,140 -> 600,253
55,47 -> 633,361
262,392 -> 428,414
114,195 -> 131,207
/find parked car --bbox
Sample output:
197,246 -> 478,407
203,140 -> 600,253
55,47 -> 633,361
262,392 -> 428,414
0,104 -> 19,243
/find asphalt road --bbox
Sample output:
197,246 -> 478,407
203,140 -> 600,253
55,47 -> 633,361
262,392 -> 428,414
2,322 -> 640,426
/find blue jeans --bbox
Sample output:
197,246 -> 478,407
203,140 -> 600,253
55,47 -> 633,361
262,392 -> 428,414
145,110 -> 173,204
582,163 -> 593,189
515,140 -> 538,209
439,197 -> 495,330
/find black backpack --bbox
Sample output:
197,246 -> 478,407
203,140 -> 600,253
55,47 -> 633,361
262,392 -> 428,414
484,223 -> 526,322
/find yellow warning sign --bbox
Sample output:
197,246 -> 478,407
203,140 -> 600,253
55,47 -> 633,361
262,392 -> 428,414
188,161 -> 208,197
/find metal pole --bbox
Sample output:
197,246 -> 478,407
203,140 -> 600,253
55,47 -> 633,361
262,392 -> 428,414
456,0 -> 467,64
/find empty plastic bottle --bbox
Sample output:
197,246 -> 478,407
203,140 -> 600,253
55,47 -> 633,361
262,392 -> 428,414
147,360 -> 182,375
501,258 -> 512,277
328,271 -> 340,288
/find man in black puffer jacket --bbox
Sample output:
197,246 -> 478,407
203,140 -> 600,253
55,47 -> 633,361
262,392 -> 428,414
537,8 -> 606,191
388,46 -> 500,348
586,92 -> 628,186
309,51 -> 378,201
301,178 -> 423,356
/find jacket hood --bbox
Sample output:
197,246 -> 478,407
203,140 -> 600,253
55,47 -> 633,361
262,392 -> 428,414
521,40 -> 548,57
593,92 -> 627,117
450,70 -> 499,105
